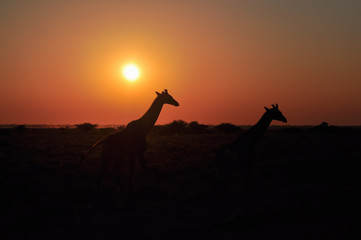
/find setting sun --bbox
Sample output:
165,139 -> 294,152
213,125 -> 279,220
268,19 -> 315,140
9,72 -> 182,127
122,63 -> 140,81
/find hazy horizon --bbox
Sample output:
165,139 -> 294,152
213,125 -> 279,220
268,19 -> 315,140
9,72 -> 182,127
1,122 -> 360,128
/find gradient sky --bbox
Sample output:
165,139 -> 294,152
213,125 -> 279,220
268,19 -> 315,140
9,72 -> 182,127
1,0 -> 360,125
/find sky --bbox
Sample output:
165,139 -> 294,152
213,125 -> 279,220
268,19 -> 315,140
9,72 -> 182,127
1,0 -> 360,125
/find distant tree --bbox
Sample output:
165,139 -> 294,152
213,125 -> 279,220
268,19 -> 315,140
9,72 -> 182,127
319,122 -> 329,128
59,125 -> 70,133
187,121 -> 209,134
310,122 -> 341,133
310,122 -> 329,132
75,122 -> 98,133
214,123 -> 241,134
117,125 -> 126,131
166,120 -> 187,135
14,125 -> 27,134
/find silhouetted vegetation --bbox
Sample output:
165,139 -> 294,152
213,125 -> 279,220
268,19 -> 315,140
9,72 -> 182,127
166,120 -> 187,134
75,122 -> 98,133
14,124 -> 27,134
187,121 -> 209,134
59,125 -> 70,133
309,121 -> 346,133
214,123 -> 242,134
151,121 -> 241,135
117,125 -> 126,130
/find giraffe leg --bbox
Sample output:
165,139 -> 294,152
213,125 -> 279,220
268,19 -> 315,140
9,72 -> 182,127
94,152 -> 113,210
243,158 -> 254,192
215,163 -> 225,192
127,156 -> 136,209
112,156 -> 124,191
97,153 -> 109,193
137,153 -> 149,194
214,153 -> 234,203
128,156 -> 136,194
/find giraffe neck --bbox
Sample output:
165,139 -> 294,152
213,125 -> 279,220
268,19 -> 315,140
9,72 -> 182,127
243,111 -> 273,144
137,97 -> 164,133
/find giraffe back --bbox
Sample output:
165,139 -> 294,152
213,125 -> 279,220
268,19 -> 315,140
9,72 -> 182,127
215,132 -> 257,179
102,128 -> 147,157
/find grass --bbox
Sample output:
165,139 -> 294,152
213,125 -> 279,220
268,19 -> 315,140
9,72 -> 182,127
1,127 -> 360,239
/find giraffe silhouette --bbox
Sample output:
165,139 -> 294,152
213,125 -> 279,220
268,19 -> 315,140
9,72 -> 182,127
88,89 -> 179,195
215,104 -> 287,191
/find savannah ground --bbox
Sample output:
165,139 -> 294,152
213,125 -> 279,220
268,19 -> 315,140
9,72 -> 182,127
1,125 -> 360,239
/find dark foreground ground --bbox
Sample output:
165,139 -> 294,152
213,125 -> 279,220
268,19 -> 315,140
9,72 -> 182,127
1,126 -> 360,239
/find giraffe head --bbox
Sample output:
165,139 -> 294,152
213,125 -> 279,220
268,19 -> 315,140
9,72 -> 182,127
155,89 -> 179,106
264,104 -> 287,123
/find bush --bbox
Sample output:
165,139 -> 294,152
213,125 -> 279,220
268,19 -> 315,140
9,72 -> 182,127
59,125 -> 70,133
214,123 -> 241,134
14,125 -> 27,134
75,123 -> 98,133
165,120 -> 187,135
117,125 -> 126,131
187,121 -> 209,134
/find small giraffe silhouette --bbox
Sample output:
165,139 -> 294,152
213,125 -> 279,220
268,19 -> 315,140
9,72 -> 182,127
215,104 -> 287,191
88,89 -> 179,193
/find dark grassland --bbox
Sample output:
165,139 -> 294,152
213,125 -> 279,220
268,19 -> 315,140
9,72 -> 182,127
1,126 -> 360,239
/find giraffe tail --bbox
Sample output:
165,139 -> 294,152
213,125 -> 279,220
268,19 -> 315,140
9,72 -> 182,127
78,138 -> 106,164
87,137 -> 107,154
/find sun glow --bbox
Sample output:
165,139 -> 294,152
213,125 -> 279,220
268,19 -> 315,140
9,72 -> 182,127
122,63 -> 140,81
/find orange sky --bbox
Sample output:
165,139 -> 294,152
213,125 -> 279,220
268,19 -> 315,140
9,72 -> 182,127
1,0 -> 360,125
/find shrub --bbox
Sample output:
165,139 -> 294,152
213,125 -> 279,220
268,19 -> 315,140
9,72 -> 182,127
59,125 -> 70,133
214,123 -> 241,134
187,121 -> 209,134
14,125 -> 27,134
75,123 -> 98,133
165,120 -> 187,135
117,125 -> 126,131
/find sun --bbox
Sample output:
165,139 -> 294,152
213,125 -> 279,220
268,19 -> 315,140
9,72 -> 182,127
122,63 -> 140,81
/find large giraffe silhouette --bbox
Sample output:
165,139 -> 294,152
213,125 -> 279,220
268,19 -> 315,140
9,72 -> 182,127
89,89 -> 179,193
215,104 -> 287,191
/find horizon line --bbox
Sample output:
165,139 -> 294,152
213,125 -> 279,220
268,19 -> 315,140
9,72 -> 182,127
1,123 -> 361,128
